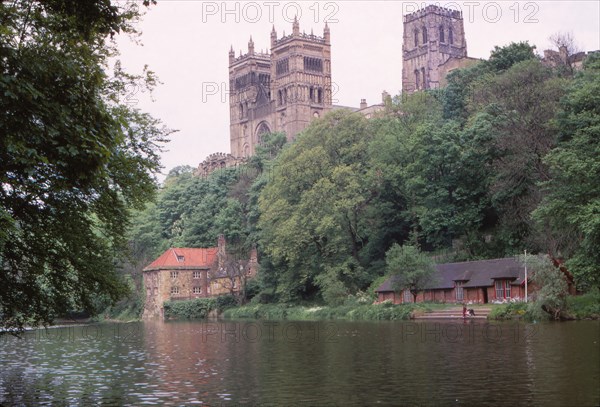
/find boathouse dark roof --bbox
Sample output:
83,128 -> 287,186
376,257 -> 525,293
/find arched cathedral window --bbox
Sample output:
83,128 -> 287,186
449,26 -> 454,44
439,25 -> 445,43
422,27 -> 428,43
414,29 -> 419,47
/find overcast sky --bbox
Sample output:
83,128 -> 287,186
114,1 -> 600,179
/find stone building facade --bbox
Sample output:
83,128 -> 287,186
194,152 -> 245,178
228,18 -> 332,158
402,5 -> 476,92
142,235 -> 258,319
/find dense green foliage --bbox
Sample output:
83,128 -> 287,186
525,254 -> 570,320
0,1 -> 170,331
126,41 -> 598,310
223,302 -> 417,321
385,244 -> 436,301
534,54 -> 600,290
163,295 -> 238,320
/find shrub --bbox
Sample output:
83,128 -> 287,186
489,302 -> 529,320
568,289 -> 600,319
163,298 -> 216,320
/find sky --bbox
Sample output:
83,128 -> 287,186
114,0 -> 600,179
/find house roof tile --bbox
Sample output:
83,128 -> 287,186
376,257 -> 526,292
143,247 -> 218,271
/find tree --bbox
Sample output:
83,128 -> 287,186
0,1 -> 170,332
471,59 -> 568,251
258,110 -> 375,303
209,239 -> 254,304
385,244 -> 436,303
534,54 -> 600,290
548,31 -> 581,76
484,41 -> 537,72
523,254 -> 570,320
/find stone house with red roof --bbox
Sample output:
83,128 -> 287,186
375,257 -> 575,305
143,235 -> 257,318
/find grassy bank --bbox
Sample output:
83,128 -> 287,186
223,302 -> 433,321
488,290 -> 600,321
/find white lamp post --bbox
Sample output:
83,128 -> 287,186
524,250 -> 528,303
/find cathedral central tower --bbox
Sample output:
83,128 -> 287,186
402,5 -> 468,92
229,19 -> 331,158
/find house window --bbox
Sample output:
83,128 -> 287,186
170,271 -> 178,279
170,286 -> 180,295
403,289 -> 413,303
495,280 -> 504,299
495,280 -> 512,299
455,281 -> 464,301
193,286 -> 201,294
193,271 -> 201,279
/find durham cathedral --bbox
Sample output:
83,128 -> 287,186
196,4 -> 586,176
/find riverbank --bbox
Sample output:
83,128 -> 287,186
147,290 -> 600,322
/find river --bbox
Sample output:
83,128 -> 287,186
0,320 -> 598,406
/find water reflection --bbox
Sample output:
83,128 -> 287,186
0,320 -> 598,406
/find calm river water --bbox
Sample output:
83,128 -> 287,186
0,320 -> 598,406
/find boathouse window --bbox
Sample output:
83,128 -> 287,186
455,281 -> 464,301
193,286 -> 201,294
495,280 -> 512,299
193,271 -> 201,279
170,271 -> 179,279
170,286 -> 180,295
403,289 -> 412,303
495,280 -> 504,299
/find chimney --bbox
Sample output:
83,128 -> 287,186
217,234 -> 226,268
382,90 -> 390,103
248,244 -> 258,277
360,99 -> 367,109
559,45 -> 568,63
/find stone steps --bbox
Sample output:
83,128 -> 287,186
414,307 -> 492,320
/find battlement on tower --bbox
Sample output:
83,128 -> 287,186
404,5 -> 462,23
231,51 -> 271,66
274,31 -> 328,47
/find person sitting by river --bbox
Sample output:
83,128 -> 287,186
462,304 -> 467,318
468,308 -> 475,317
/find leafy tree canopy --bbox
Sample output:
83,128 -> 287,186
0,0 -> 171,331
385,244 -> 436,302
